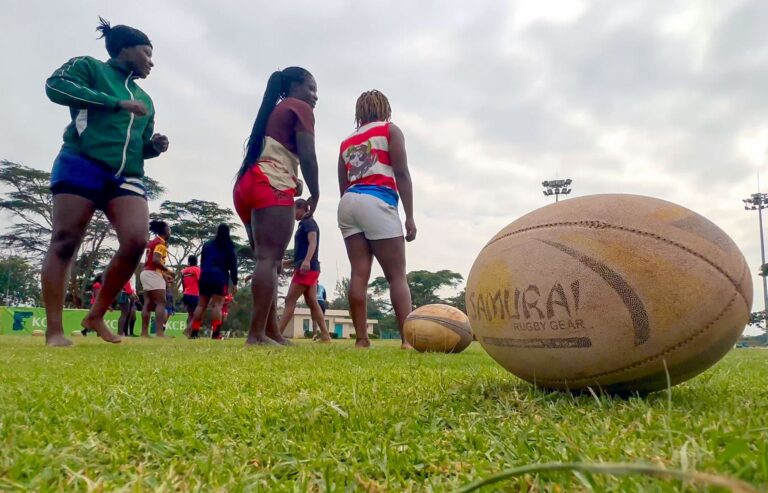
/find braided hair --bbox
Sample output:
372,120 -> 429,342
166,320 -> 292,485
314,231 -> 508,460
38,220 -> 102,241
149,220 -> 168,236
239,67 -> 313,178
355,90 -> 391,128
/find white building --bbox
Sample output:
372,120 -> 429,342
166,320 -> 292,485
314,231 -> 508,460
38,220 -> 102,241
280,307 -> 377,339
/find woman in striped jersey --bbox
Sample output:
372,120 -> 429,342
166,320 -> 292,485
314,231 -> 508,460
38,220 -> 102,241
337,90 -> 417,349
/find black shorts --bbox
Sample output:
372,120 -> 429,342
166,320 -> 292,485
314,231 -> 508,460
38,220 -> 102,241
199,280 -> 226,297
50,152 -> 147,211
182,294 -> 199,311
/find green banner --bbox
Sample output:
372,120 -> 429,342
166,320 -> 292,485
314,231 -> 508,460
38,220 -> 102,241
0,306 -> 189,335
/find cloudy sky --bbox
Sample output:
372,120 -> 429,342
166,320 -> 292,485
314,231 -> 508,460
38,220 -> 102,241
2,0 -> 768,333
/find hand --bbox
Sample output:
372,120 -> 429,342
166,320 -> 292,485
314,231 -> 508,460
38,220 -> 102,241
118,100 -> 148,116
300,260 -> 311,273
151,134 -> 169,154
295,179 -> 304,197
405,217 -> 417,242
163,271 -> 174,282
303,195 -> 318,219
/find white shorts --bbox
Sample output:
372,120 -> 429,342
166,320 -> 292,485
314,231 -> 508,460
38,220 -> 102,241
337,192 -> 403,240
140,270 -> 166,292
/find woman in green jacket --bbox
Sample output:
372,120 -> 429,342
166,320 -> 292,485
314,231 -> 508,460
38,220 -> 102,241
43,18 -> 169,346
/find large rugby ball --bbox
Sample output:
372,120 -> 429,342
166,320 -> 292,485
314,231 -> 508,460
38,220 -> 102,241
404,304 -> 473,353
466,194 -> 752,393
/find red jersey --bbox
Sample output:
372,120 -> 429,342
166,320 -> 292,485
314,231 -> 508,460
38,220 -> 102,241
253,97 -> 315,192
90,281 -> 102,305
143,237 -> 168,272
122,282 -> 134,295
340,122 -> 397,192
181,266 -> 201,296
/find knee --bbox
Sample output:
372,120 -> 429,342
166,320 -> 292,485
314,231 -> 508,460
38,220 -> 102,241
49,229 -> 82,260
348,288 -> 366,306
119,235 -> 147,261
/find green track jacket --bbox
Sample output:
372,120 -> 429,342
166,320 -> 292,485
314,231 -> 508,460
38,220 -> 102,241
45,56 -> 160,177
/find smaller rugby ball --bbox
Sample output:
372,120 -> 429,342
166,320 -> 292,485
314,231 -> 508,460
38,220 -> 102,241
404,304 -> 473,353
31,329 -> 44,337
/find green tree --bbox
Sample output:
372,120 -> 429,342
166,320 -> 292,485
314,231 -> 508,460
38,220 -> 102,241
0,255 -> 42,306
0,159 -> 165,307
370,269 -> 464,308
328,277 -> 351,310
446,287 -> 467,313
328,276 -> 387,321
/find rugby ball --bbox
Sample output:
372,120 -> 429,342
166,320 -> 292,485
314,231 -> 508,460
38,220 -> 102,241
404,304 -> 473,353
466,194 -> 752,393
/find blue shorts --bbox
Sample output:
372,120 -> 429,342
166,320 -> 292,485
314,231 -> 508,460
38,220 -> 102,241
50,151 -> 146,210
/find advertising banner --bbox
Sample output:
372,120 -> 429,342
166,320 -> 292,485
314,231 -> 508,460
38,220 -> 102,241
0,306 -> 188,335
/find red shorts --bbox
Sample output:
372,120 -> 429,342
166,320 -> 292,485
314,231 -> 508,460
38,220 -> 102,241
292,269 -> 320,287
233,166 -> 295,223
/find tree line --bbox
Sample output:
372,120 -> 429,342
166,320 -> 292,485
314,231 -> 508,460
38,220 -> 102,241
0,159 -> 466,335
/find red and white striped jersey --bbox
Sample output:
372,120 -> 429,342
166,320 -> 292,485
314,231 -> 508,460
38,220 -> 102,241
339,121 -> 397,192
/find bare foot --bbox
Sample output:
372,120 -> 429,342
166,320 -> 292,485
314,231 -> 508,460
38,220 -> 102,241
140,333 -> 151,338
46,333 -> 73,347
81,316 -> 122,344
355,338 -> 371,349
317,336 -> 332,344
245,334 -> 279,346
266,330 -> 291,345
401,342 -> 414,350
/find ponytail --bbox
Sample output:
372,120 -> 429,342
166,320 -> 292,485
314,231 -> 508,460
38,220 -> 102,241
214,223 -> 233,249
238,66 -> 313,179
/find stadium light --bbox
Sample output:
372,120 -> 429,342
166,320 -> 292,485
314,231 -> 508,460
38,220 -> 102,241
743,192 -> 768,330
542,178 -> 573,203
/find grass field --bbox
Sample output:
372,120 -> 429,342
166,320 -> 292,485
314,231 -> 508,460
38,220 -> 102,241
0,336 -> 766,492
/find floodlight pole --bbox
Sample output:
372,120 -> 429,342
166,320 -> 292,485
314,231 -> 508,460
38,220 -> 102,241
743,192 -> 768,329
759,204 -> 768,323
542,178 -> 573,203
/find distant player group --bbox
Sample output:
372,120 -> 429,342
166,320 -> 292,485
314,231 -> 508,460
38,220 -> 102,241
42,18 -> 416,349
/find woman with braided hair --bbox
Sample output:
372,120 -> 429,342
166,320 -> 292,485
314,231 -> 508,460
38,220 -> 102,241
338,90 -> 417,349
233,67 -> 320,345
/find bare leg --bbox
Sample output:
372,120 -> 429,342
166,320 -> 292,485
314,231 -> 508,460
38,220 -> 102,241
82,196 -> 149,343
304,284 -> 331,342
42,194 -> 96,346
265,296 -> 288,344
245,206 -> 294,346
344,233 -> 374,348
278,282 -> 304,335
188,295 -> 210,338
371,236 -> 413,349
208,294 -> 225,339
127,305 -> 137,335
118,303 -> 129,336
141,292 -> 154,337
152,290 -> 167,337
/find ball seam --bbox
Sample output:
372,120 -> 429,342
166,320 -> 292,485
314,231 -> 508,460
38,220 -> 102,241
407,315 -> 472,335
483,220 -> 747,302
528,291 -> 739,384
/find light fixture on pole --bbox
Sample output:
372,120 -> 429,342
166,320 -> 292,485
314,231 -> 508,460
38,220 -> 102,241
542,179 -> 573,203
743,192 -> 768,329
